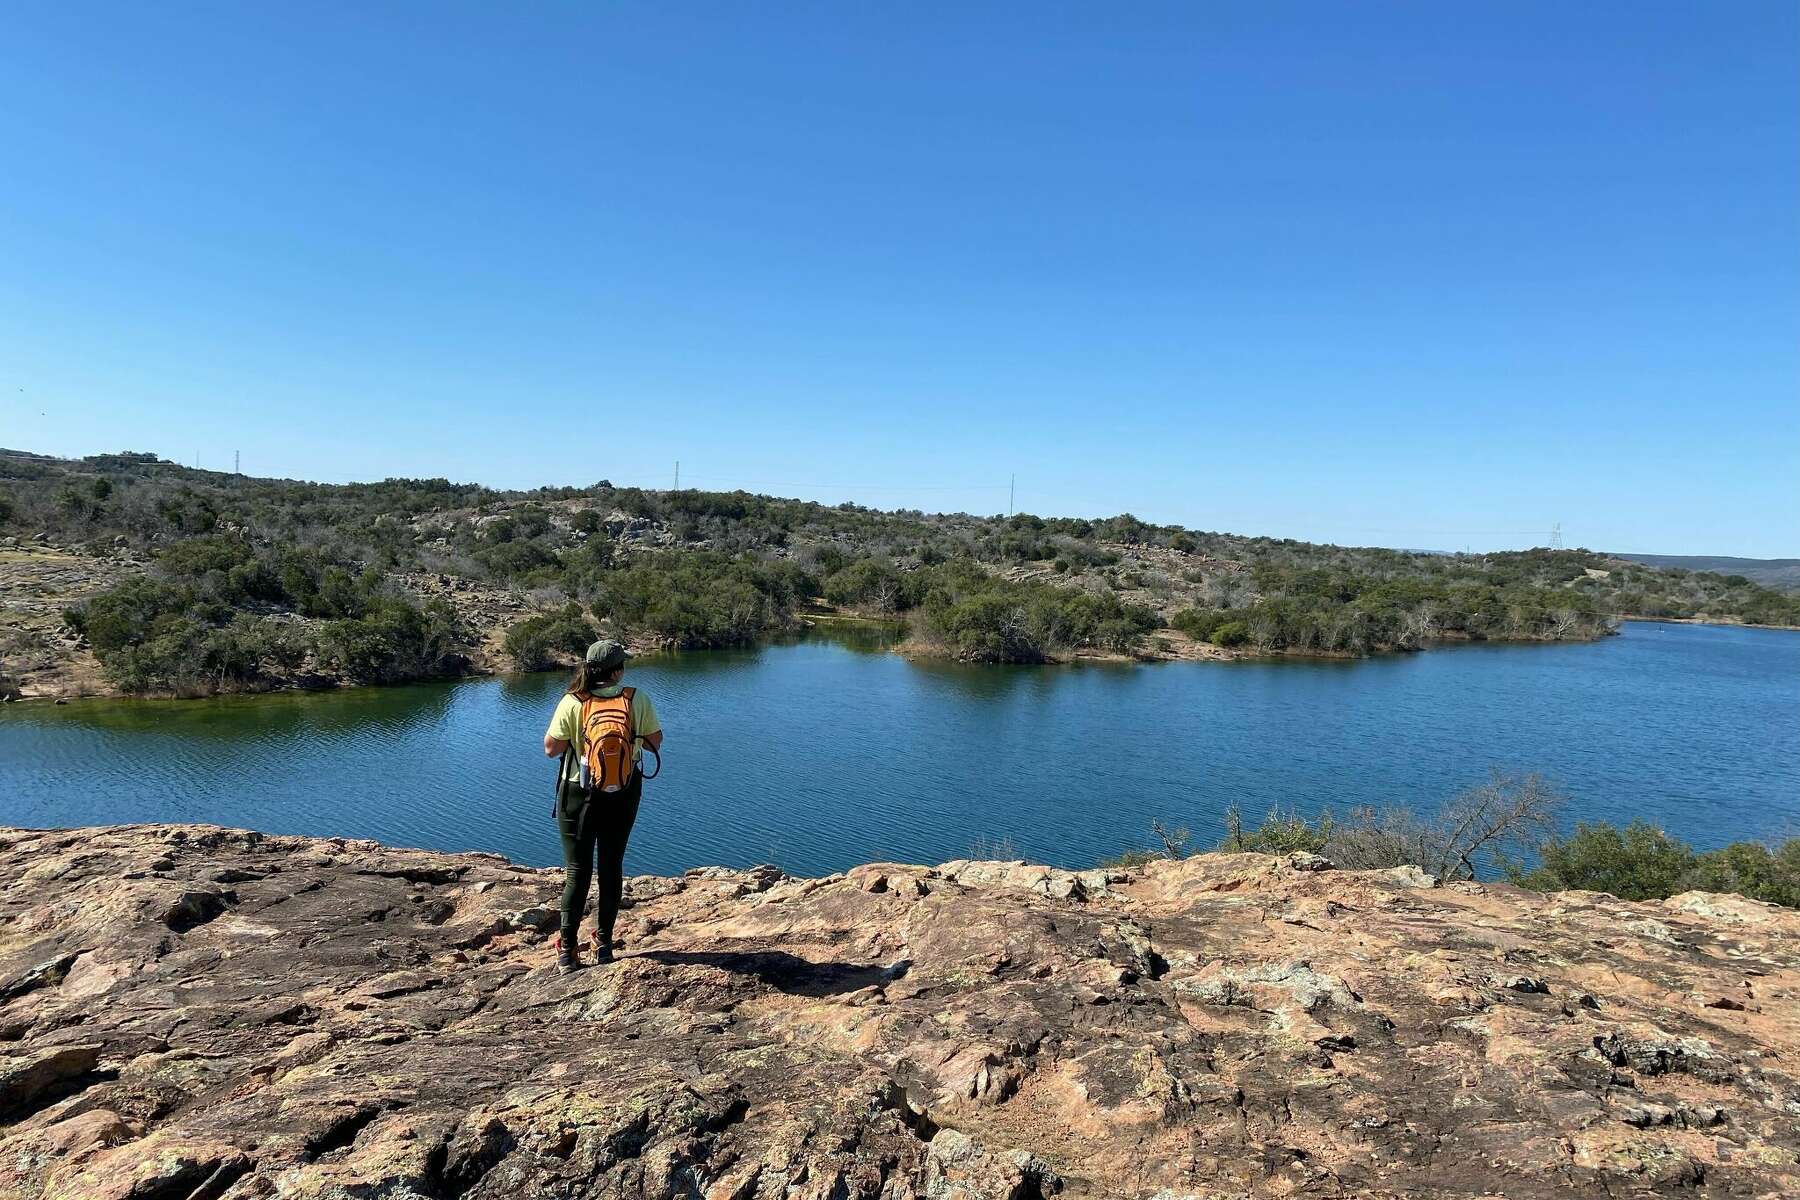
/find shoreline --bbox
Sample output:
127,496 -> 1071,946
1618,613 -> 1800,632
9,613 -> 1795,707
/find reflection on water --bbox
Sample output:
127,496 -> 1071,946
23,680 -> 460,741
802,618 -> 906,656
497,671 -> 560,707
4,622 -> 1797,878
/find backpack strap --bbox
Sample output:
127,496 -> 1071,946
571,693 -> 596,794
571,691 -> 591,753
552,747 -> 573,819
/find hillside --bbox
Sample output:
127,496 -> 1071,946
1611,553 -> 1800,594
4,448 -> 1797,698
2,825 -> 1797,1198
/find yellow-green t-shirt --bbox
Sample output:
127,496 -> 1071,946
546,686 -> 661,784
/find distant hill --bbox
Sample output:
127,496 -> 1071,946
5,447 -> 1800,698
1609,554 -> 1800,593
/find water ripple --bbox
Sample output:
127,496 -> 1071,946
3,624 -> 1797,874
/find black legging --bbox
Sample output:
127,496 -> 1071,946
558,772 -> 642,949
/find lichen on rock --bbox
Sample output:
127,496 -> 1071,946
1,824 -> 1797,1198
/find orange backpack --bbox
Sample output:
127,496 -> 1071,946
577,687 -> 637,793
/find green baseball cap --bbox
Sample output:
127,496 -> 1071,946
584,639 -> 631,671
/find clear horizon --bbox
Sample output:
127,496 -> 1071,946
3,3 -> 1795,557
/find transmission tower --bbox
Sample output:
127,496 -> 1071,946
1550,522 -> 1564,550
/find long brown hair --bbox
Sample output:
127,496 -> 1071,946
566,661 -> 622,697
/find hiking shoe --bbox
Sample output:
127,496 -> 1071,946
557,947 -> 582,974
592,942 -> 615,966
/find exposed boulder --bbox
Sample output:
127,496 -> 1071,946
0,1044 -> 102,1120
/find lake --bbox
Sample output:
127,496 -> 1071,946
3,621 -> 1796,878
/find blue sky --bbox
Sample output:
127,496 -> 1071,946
2,3 -> 1794,556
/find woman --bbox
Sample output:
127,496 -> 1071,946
542,638 -> 662,972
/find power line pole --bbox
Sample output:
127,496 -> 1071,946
234,450 -> 240,476
674,460 -> 680,491
1008,474 -> 1015,517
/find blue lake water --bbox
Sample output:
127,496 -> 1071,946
2,621 -> 1796,877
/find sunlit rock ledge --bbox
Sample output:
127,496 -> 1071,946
1,824 -> 1797,1199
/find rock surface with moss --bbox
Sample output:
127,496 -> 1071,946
3,825 -> 1798,1198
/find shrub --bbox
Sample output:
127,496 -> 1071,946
1348,774 -> 1563,881
282,560 -> 386,619
1509,823 -> 1800,908
1102,820 -> 1192,868
1171,607 -> 1228,641
1094,618 -> 1143,653
1102,849 -> 1161,868
67,577 -> 195,653
926,589 -> 1042,662
1506,821 -> 1693,900
593,552 -> 803,648
1209,621 -> 1250,647
156,535 -> 253,578
97,614 -> 210,691
65,543 -> 461,693
95,613 -> 300,693
1681,841 -> 1800,908
477,539 -> 559,581
823,559 -> 904,611
915,564 -> 1159,662
1221,804 -> 1332,854
504,604 -> 596,670
1201,774 -> 1564,884
317,598 -> 466,684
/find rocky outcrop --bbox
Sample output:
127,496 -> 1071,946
1,827 -> 1796,1199
0,546 -> 139,699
